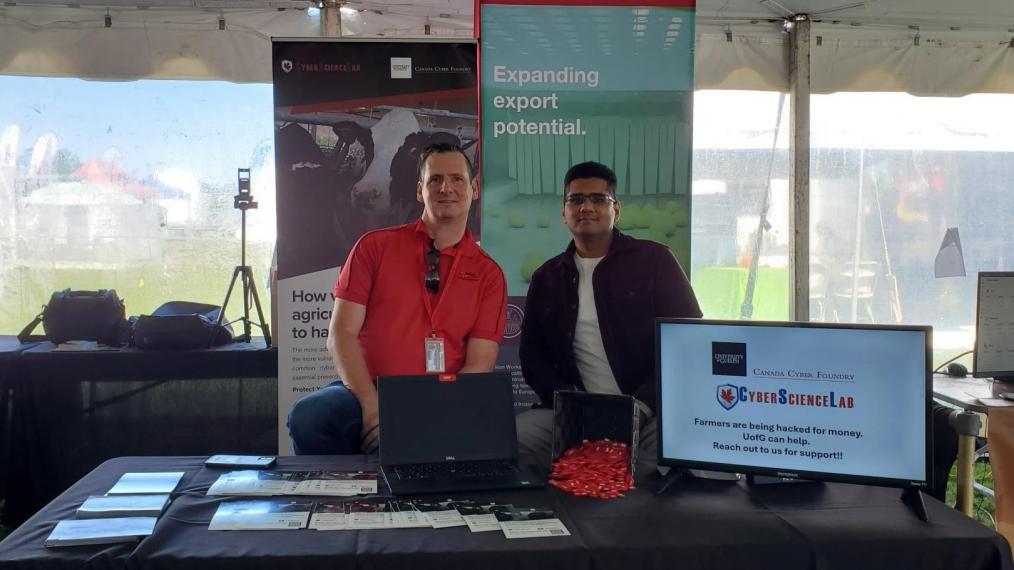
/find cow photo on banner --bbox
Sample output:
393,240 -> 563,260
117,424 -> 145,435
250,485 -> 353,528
272,39 -> 481,453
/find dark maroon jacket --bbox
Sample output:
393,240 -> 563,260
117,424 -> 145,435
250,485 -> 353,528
519,229 -> 702,412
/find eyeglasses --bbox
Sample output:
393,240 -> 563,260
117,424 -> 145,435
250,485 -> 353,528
424,241 -> 440,294
565,193 -> 617,206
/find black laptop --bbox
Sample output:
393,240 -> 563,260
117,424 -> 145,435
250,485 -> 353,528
378,372 -> 544,495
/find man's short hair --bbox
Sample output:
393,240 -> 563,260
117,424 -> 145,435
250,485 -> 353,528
564,161 -> 617,196
418,142 -> 474,182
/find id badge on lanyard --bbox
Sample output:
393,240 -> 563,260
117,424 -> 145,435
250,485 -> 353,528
422,243 -> 463,374
425,335 -> 446,373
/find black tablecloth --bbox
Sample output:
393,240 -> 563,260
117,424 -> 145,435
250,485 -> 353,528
0,337 -> 38,505
0,456 -> 1011,570
3,342 -> 277,526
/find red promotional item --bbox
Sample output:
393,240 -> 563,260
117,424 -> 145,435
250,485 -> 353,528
549,439 -> 634,500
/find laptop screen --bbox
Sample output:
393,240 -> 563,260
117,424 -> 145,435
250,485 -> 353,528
378,372 -> 518,466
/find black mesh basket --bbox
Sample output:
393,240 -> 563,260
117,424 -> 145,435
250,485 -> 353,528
551,391 -> 639,476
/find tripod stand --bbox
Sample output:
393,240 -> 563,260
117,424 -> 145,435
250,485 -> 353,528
217,168 -> 272,347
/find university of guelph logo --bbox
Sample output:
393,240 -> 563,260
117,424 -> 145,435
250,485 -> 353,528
717,384 -> 740,410
390,57 -> 412,78
712,342 -> 747,376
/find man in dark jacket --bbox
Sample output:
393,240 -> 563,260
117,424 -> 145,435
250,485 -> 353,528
518,161 -> 702,470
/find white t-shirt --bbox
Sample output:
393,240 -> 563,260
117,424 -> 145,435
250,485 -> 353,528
573,253 -> 622,396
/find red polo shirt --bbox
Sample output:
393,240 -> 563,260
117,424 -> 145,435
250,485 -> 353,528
334,220 -> 507,378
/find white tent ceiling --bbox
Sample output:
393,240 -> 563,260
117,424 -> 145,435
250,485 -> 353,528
4,0 -> 1014,31
702,0 -> 1014,31
2,0 -> 1014,91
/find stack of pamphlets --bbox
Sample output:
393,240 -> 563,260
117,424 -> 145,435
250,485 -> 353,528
209,497 -> 570,539
107,472 -> 184,495
493,507 -> 571,539
44,518 -> 159,547
412,499 -> 570,538
44,471 -> 184,548
308,498 -> 435,530
208,500 -> 315,531
205,455 -> 277,469
76,495 -> 171,519
207,470 -> 378,497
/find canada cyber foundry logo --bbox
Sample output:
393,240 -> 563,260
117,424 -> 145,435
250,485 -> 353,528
390,57 -> 412,79
712,342 -> 746,376
281,60 -> 293,73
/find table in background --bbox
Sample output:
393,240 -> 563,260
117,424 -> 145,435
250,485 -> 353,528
934,374 -> 994,415
0,455 -> 1011,570
0,336 -> 34,508
933,373 -> 1005,517
935,374 -> 1014,546
2,341 -> 277,527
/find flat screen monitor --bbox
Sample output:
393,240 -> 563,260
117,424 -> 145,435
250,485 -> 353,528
656,319 -> 931,489
974,272 -> 1014,381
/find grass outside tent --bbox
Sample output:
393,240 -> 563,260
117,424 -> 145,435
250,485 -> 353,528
946,460 -> 996,529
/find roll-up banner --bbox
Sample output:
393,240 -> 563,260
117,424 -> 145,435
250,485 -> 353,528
478,1 -> 696,396
272,39 -> 480,453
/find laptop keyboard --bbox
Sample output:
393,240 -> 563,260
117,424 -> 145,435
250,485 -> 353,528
394,460 -> 518,480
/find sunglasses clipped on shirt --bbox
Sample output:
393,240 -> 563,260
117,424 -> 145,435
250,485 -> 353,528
564,193 -> 617,206
425,240 -> 440,294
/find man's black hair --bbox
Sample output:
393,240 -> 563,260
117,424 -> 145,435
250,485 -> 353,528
418,142 -> 474,181
564,161 -> 617,196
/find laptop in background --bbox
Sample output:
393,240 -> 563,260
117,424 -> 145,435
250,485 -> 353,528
378,372 -> 544,495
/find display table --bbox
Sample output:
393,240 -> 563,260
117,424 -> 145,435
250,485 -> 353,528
0,455 -> 1011,570
2,341 -> 277,526
933,374 -> 1002,517
0,336 -> 33,504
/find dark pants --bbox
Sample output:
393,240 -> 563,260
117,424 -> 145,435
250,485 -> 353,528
287,382 -> 364,455
930,402 -> 960,502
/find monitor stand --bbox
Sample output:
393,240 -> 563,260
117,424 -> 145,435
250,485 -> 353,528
745,474 -> 815,485
655,468 -> 740,495
901,488 -> 930,522
655,467 -> 691,495
745,477 -> 929,522
992,376 -> 1014,383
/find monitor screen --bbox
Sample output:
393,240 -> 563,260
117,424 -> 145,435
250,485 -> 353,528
974,272 -> 1014,379
657,320 -> 931,488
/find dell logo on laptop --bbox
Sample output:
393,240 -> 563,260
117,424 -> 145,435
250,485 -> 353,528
445,456 -> 456,461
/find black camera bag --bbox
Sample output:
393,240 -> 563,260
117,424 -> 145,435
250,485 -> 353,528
131,301 -> 234,350
18,289 -> 128,346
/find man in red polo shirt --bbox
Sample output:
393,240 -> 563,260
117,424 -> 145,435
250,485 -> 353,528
287,143 -> 507,454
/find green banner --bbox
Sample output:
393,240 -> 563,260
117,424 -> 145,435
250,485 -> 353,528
480,2 -> 696,295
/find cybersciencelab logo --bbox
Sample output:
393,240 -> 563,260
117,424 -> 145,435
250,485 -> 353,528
281,60 -> 293,73
712,342 -> 746,376
390,57 -> 412,79
717,384 -> 740,410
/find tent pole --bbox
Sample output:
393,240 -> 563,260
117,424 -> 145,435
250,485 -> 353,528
739,93 -> 786,320
850,148 -> 865,322
322,0 -> 343,37
788,15 -> 811,322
